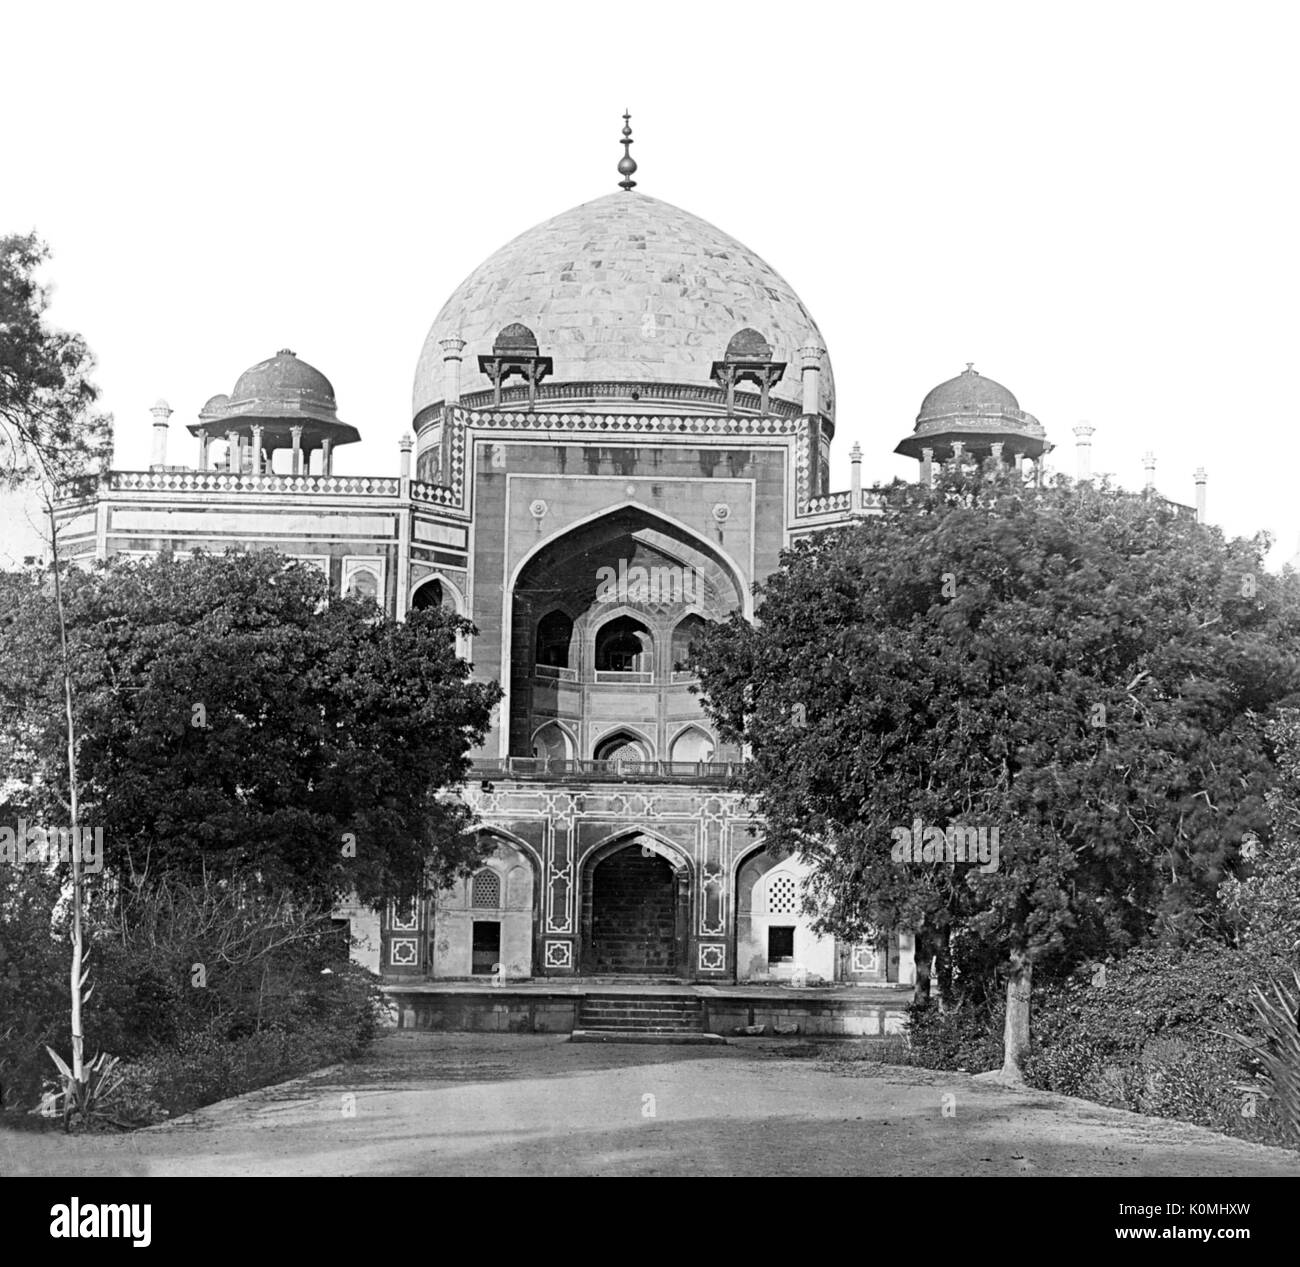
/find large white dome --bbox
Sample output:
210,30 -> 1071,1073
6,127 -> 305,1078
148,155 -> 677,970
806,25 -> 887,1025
412,191 -> 834,421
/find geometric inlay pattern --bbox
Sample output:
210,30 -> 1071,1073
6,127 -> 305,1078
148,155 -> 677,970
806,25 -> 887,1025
389,937 -> 419,966
698,943 -> 726,971
389,901 -> 419,931
544,939 -> 573,969
850,943 -> 879,974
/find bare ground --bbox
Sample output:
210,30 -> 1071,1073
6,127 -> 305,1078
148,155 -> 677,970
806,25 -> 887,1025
2,1032 -> 1297,1177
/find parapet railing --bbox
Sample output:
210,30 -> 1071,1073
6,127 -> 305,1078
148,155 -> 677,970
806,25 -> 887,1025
469,757 -> 744,784
55,470 -> 460,502
801,488 -> 887,516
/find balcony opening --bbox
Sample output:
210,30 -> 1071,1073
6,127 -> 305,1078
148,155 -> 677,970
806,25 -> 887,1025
671,613 -> 708,676
594,616 -> 651,673
536,610 -> 574,668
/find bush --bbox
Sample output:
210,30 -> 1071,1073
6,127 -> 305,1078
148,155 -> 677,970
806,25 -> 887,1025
92,962 -> 383,1125
1023,944 -> 1299,1148
906,999 -> 1004,1073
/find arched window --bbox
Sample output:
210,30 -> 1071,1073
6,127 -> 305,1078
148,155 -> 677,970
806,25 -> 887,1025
594,730 -> 651,763
594,616 -> 651,673
470,869 -> 501,908
346,568 -> 380,601
536,610 -> 573,668
532,722 -> 572,763
669,726 -> 715,763
671,614 -> 708,674
411,579 -> 444,611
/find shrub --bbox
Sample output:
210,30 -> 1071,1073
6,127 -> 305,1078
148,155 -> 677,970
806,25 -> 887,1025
1023,944 -> 1298,1148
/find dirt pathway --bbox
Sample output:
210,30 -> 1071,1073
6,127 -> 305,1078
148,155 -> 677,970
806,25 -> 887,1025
3,1033 -> 1296,1177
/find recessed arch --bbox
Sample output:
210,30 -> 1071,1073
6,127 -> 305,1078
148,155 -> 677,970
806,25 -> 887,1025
505,500 -> 753,620
669,723 -> 715,763
411,571 -> 464,614
592,728 -> 652,764
535,608 -> 574,668
500,501 -> 752,758
593,613 -> 652,673
578,829 -> 694,976
579,825 -> 695,878
530,719 -> 576,762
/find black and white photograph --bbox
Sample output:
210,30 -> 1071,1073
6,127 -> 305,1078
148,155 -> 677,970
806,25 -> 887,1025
1,0 -> 1297,1243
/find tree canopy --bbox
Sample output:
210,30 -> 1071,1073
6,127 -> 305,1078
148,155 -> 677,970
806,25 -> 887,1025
0,232 -> 112,488
0,550 -> 502,907
692,468 -> 1300,1071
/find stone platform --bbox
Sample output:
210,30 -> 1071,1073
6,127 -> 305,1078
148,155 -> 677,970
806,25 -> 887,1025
383,979 -> 915,1038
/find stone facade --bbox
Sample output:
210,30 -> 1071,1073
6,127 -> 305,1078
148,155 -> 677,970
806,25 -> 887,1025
54,181 -> 940,988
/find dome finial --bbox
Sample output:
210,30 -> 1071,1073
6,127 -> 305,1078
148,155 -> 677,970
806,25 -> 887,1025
965,361 -> 976,374
617,109 -> 638,191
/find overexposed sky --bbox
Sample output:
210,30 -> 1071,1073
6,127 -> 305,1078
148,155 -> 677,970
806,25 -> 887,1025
3,0 -> 1297,565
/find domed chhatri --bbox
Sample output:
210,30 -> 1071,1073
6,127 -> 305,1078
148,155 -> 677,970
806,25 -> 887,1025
225,349 -> 345,426
918,363 -> 1021,423
412,191 -> 835,423
895,363 -> 1049,470
188,349 -> 360,476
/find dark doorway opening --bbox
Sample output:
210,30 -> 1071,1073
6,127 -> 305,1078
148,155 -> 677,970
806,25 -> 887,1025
768,925 -> 795,964
472,921 -> 500,975
586,848 -> 678,974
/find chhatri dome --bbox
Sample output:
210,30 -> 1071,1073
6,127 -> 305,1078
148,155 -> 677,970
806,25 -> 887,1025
412,159 -> 834,424
188,349 -> 359,476
895,363 -> 1049,469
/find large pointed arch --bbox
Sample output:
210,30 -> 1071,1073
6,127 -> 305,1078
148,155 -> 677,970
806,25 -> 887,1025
499,502 -> 751,757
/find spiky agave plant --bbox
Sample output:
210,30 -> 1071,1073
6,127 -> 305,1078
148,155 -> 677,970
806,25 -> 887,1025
1223,971 -> 1300,1144
44,1048 -> 124,1132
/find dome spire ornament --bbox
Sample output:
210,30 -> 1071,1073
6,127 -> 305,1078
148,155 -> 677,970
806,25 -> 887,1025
617,109 -> 638,191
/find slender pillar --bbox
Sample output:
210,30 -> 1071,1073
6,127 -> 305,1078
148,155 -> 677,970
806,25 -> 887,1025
920,446 -> 934,487
798,344 -> 824,417
321,437 -> 333,476
396,433 -> 413,622
990,441 -> 1004,468
250,425 -> 264,476
951,440 -> 965,468
440,336 -> 466,413
849,442 -> 862,504
1073,422 -> 1095,481
198,429 -> 210,470
226,429 -> 240,474
291,426 -> 304,476
150,400 -> 172,469
1194,467 -> 1207,524
1143,451 -> 1156,490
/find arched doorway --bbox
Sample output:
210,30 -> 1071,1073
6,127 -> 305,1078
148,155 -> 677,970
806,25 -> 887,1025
429,833 -> 540,979
733,844 -> 836,984
581,837 -> 690,976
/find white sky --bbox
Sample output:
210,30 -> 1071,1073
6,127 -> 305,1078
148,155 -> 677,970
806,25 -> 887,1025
3,0 -> 1297,567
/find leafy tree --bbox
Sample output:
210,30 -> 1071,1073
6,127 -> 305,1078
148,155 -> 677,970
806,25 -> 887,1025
1219,709 -> 1300,957
0,233 -> 112,486
693,467 -> 1300,1079
1,233 -> 113,1098
0,550 -> 501,909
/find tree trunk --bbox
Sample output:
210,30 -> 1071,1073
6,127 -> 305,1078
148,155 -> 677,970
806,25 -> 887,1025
1000,949 -> 1032,1082
912,933 -> 933,1008
935,929 -> 954,1010
45,493 -> 84,1087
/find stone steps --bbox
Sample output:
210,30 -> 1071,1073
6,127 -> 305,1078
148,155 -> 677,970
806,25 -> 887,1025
578,995 -> 704,1033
